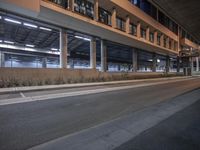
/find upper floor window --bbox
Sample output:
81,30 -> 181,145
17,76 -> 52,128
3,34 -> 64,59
149,32 -> 154,43
116,17 -> 125,31
50,0 -> 68,9
99,8 -> 111,26
157,35 -> 161,45
74,0 -> 94,19
141,28 -> 146,39
129,23 -> 137,36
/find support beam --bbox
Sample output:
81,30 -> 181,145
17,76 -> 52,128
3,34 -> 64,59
196,57 -> 199,72
90,37 -> 97,69
154,31 -> 157,45
111,8 -> 116,29
125,16 -> 130,34
42,57 -> 47,68
132,49 -> 138,72
152,53 -> 157,72
60,29 -> 68,69
146,27 -> 150,41
94,0 -> 99,21
136,22 -> 141,39
166,56 -> 170,73
101,40 -> 107,72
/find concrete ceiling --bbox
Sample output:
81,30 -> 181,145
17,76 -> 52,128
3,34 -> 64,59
152,0 -> 200,42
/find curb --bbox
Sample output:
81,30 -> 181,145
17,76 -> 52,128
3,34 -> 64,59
0,76 -> 192,95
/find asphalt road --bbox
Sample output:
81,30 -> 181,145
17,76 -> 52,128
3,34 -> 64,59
114,98 -> 200,150
0,78 -> 200,150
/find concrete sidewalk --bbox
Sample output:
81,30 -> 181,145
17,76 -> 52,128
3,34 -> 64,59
0,76 -> 191,94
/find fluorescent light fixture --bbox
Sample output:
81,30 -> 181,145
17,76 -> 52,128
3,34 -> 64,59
26,44 -> 35,48
39,27 -> 52,31
4,18 -> 21,24
23,22 -> 38,28
0,16 -> 2,19
75,35 -> 91,41
51,48 -> 59,51
4,40 -> 14,44
157,59 -> 161,63
0,40 -> 2,42
148,59 -> 153,62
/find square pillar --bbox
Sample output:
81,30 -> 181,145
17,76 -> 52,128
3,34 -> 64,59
0,52 -> 5,67
101,40 -> 107,72
196,57 -> 199,72
94,0 -> 99,21
90,37 -> 97,69
132,49 -> 138,72
154,31 -> 158,45
160,34 -> 164,47
171,40 -> 175,50
152,53 -> 157,72
69,0 -> 74,11
177,56 -> 180,73
125,16 -> 130,34
166,56 -> 170,73
42,57 -> 47,68
136,22 -> 141,38
60,29 -> 68,69
146,27 -> 150,41
111,8 -> 116,29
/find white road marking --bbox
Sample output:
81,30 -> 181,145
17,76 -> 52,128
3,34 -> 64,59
20,92 -> 26,98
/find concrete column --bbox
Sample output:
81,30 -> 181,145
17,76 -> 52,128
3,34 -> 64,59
60,29 -> 68,69
101,40 -> 107,72
166,56 -> 170,73
191,57 -> 194,73
90,37 -> 96,69
69,0 -> 74,11
146,27 -> 150,41
94,0 -> 99,21
196,57 -> 199,72
111,8 -> 116,29
125,16 -> 130,34
132,49 -> 138,72
160,34 -> 164,47
42,57 -> 47,68
0,52 -> 5,67
154,31 -> 157,45
136,22 -> 141,38
152,53 -> 157,72
177,56 -> 180,73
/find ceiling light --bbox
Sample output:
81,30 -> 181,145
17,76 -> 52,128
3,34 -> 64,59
26,44 -> 35,48
0,40 -> 2,42
23,22 -> 38,28
75,35 -> 91,41
0,16 -> 2,19
39,27 -> 52,31
4,40 -> 14,44
4,18 -> 21,24
51,48 -> 59,51
157,59 -> 160,63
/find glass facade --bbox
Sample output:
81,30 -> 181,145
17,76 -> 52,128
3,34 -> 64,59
129,0 -> 178,35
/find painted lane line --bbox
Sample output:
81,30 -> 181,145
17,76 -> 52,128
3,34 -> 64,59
20,92 -> 26,98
